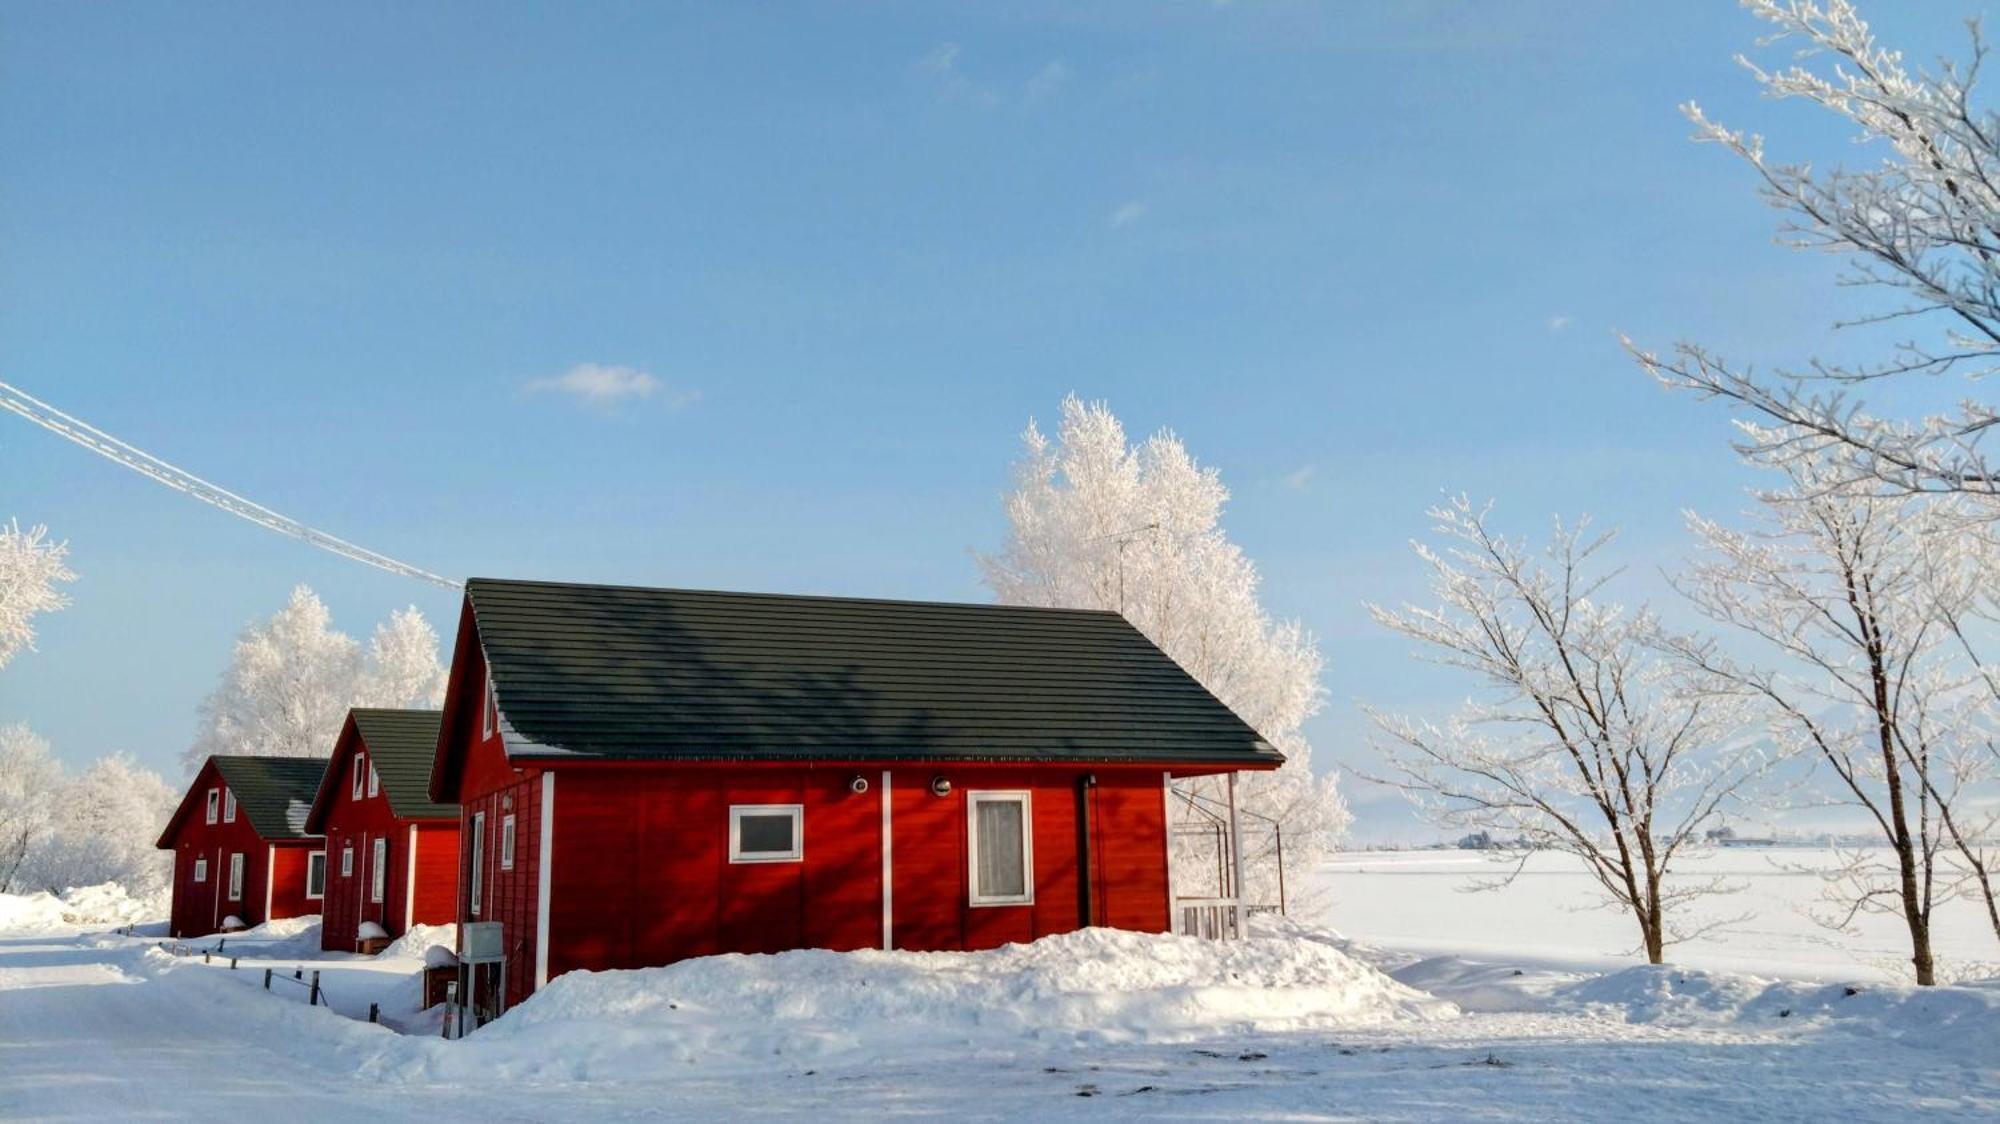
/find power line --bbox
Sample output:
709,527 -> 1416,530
0,380 -> 461,591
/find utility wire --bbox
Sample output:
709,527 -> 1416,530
0,379 -> 461,590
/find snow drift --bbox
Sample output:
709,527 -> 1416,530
0,882 -> 165,934
387,926 -> 1455,1082
1555,964 -> 2000,1060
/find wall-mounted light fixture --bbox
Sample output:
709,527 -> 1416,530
930,776 -> 952,797
849,774 -> 870,795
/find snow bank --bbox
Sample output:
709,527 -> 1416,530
381,922 -> 455,961
1554,965 -> 2000,1059
390,926 -> 1454,1082
0,882 -> 166,934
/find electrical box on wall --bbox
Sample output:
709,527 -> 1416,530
463,921 -> 504,962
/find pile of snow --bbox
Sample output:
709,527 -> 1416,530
1553,965 -> 2000,1059
389,927 -> 1453,1082
0,882 -> 166,934
381,922 -> 456,962
204,916 -> 325,960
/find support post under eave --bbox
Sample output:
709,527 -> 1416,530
1226,772 -> 1247,940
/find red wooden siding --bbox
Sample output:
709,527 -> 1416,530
315,732 -> 460,953
459,770 -> 542,1009
161,760 -> 324,938
469,762 -> 1176,1008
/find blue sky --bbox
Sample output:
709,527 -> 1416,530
3,2 -> 1982,841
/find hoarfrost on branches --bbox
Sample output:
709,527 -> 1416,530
1630,0 -> 2000,500
0,520 -> 77,670
0,724 -> 63,893
1670,461 -> 2000,981
1366,498 -> 1760,965
979,395 -> 1349,905
186,585 -> 447,772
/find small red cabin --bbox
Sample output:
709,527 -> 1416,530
302,708 -> 460,953
430,578 -> 1284,1016
157,756 -> 329,939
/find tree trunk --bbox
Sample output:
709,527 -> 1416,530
1867,636 -> 1936,985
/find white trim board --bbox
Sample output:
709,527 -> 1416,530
404,824 -> 418,931
880,770 -> 893,951
535,773 -> 554,989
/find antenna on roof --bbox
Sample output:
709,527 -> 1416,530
0,379 -> 462,591
1090,522 -> 1160,614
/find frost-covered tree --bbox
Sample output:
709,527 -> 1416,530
0,724 -> 64,893
1367,499 -> 1759,964
0,519 -> 77,670
1669,463 -> 2000,982
360,606 -> 449,709
1629,0 -> 2000,500
187,586 -> 446,772
980,396 -> 1350,903
25,754 -> 177,898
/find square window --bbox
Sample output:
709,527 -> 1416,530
193,857 -> 208,883
728,804 -> 803,863
205,788 -> 219,825
305,852 -> 326,900
500,814 -> 515,871
222,789 -> 236,823
967,792 -> 1033,906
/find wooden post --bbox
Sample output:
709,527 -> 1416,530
1225,772 -> 1247,940
368,1003 -> 380,1024
309,970 -> 321,1007
202,951 -> 210,964
230,957 -> 238,970
263,968 -> 272,990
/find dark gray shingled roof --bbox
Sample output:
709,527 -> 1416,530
350,708 -> 453,819
211,756 -> 330,840
466,577 -> 1284,768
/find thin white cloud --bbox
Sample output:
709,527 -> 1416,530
916,42 -> 961,75
1546,313 -> 1574,333
524,363 -> 697,410
1025,60 -> 1071,101
1109,199 -> 1149,228
914,44 -> 1067,109
1282,464 -> 1315,490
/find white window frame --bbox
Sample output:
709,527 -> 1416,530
469,811 -> 485,916
205,788 -> 219,825
371,837 -> 388,903
500,814 -> 516,871
222,789 -> 236,823
341,844 -> 354,877
352,756 -> 365,800
482,666 -> 496,741
193,857 -> 208,883
227,852 -> 245,901
367,763 -> 379,798
966,791 -> 1035,907
305,851 -> 326,900
728,804 -> 804,864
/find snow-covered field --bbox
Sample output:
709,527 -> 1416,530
2,862 -> 1997,1122
1313,847 -> 2000,983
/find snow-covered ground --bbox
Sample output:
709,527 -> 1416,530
1312,846 -> 2000,983
2,864 -> 1997,1121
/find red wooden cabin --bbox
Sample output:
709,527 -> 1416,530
430,578 -> 1284,1017
157,756 -> 329,939
302,708 -> 460,953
